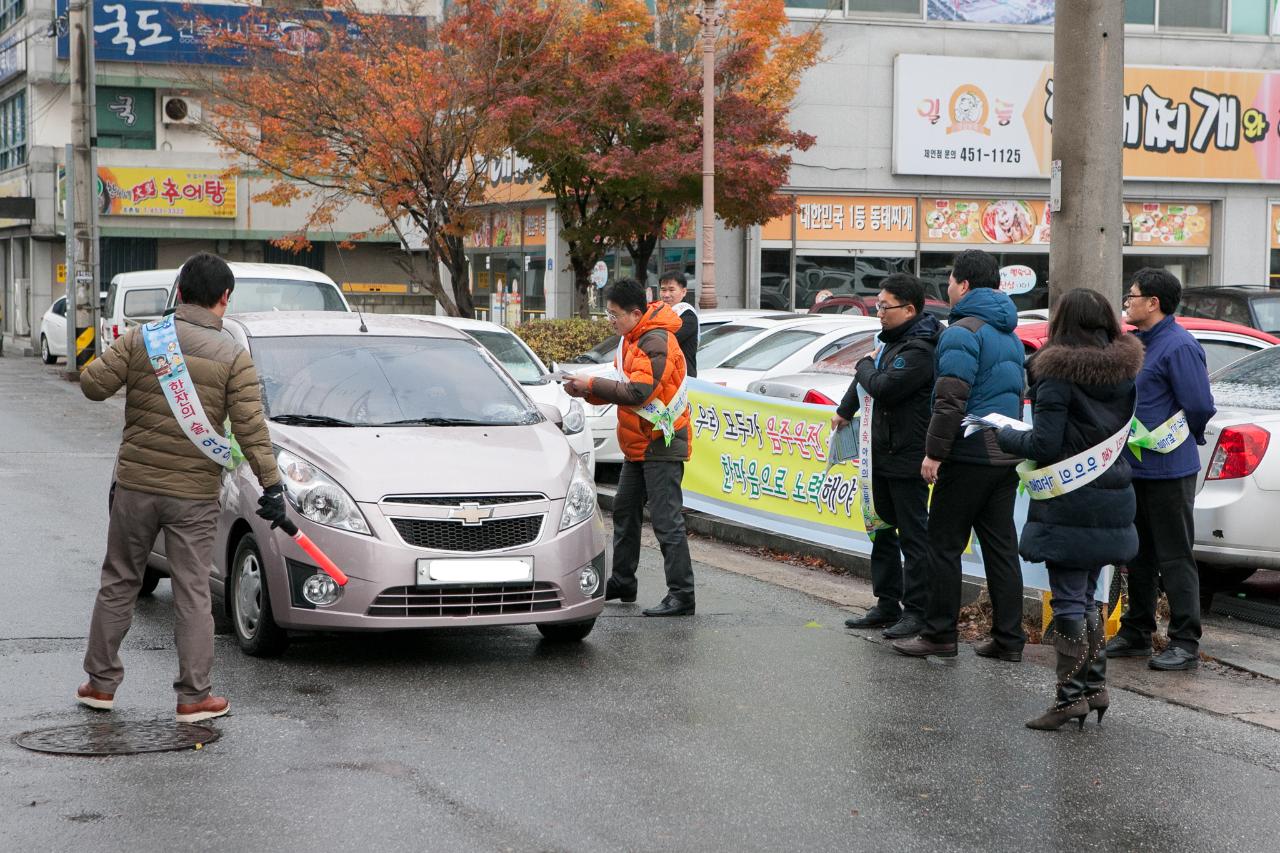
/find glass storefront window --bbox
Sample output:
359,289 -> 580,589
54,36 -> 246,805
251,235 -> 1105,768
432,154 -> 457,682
1123,255 -> 1210,290
919,252 -> 1050,312
793,255 -> 915,310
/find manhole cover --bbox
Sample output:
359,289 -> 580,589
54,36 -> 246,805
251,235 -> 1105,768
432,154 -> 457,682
13,721 -> 220,756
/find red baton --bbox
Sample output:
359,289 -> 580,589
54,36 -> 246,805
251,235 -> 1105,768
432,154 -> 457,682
277,518 -> 349,586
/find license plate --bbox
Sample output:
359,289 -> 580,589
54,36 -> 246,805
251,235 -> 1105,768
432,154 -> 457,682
416,558 -> 533,585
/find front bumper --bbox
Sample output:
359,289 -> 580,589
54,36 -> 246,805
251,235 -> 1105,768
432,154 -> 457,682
255,500 -> 609,632
588,407 -> 623,464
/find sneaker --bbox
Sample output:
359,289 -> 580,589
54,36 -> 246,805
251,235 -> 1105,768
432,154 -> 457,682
1149,646 -> 1199,671
881,616 -> 924,639
176,695 -> 230,723
75,683 -> 114,711
844,606 -> 899,630
1104,634 -> 1153,658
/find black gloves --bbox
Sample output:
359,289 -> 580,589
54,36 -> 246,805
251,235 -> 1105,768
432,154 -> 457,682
256,483 -> 288,529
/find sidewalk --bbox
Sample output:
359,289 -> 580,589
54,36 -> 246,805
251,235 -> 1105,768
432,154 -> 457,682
600,486 -> 1280,734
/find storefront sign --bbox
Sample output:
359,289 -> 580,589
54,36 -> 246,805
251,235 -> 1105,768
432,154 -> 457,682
762,195 -> 916,242
491,209 -> 521,248
95,167 -> 236,218
896,54 -> 1280,183
927,0 -> 1055,25
0,176 -> 28,230
663,210 -> 697,241
1125,201 -> 1211,248
999,265 -> 1037,295
342,282 -> 408,294
522,207 -> 547,247
55,0 -> 359,66
920,198 -> 1051,245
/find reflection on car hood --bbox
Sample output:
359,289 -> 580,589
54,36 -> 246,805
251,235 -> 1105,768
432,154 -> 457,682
269,422 -> 574,503
521,380 -> 571,413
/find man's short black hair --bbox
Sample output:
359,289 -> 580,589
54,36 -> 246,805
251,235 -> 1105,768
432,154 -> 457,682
659,271 -> 687,290
1131,267 -> 1183,315
604,277 -> 648,314
951,249 -> 1000,290
177,253 -> 235,308
880,273 -> 926,313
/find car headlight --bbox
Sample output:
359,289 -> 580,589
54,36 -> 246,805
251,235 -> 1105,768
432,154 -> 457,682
274,447 -> 371,535
561,398 -> 586,435
584,402 -> 613,418
559,456 -> 597,531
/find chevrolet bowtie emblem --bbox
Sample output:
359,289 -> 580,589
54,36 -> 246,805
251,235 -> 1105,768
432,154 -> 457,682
449,503 -> 493,526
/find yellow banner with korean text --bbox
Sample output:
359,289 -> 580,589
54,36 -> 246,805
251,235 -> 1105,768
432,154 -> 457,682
97,167 -> 236,218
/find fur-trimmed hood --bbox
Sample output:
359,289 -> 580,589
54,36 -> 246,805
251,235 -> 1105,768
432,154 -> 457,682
1029,333 -> 1145,387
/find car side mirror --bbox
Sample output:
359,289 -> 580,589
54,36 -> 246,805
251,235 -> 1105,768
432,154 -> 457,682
537,402 -> 563,428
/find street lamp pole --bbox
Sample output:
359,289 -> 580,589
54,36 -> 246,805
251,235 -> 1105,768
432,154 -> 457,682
697,0 -> 720,310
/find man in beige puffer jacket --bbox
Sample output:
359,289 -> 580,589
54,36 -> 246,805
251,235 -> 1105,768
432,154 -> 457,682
76,253 -> 284,723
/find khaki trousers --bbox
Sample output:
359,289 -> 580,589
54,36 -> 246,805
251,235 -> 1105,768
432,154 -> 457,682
84,485 -> 220,704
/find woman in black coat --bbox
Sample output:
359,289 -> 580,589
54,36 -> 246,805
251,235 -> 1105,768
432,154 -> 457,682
996,289 -> 1145,731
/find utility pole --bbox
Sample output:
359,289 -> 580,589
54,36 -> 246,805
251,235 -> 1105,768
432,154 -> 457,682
1048,0 -> 1124,310
66,0 -> 99,377
696,0 -> 721,310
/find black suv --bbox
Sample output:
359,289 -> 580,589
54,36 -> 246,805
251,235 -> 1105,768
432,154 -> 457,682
1176,285 -> 1280,335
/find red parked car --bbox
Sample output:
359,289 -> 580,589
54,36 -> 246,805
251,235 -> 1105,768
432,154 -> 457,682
1016,317 -> 1279,374
810,294 -> 951,322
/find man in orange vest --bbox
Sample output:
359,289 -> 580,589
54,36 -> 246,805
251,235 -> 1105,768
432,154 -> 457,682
564,278 -> 695,616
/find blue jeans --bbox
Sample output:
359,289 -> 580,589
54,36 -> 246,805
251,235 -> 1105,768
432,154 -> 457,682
1047,561 -> 1104,621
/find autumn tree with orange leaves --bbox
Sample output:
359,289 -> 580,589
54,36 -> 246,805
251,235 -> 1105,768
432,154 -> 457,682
199,0 -> 562,316
505,0 -> 820,314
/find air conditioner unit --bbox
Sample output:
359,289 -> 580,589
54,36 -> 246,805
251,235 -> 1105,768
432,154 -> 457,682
162,96 -> 202,125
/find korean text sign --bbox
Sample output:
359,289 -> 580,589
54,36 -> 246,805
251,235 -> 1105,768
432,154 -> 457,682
55,0 -> 358,66
682,379 -> 1085,594
895,54 -> 1280,183
98,167 -> 236,218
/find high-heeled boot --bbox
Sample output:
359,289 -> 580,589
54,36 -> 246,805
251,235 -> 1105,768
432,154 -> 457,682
1082,603 -> 1109,725
1026,616 -> 1090,731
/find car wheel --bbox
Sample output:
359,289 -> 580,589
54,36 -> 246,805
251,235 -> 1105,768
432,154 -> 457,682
228,533 -> 289,657
138,567 -> 164,598
1197,562 -> 1258,611
537,618 -> 596,643
40,335 -> 57,364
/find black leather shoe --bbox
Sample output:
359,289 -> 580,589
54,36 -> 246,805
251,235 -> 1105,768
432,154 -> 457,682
1149,645 -> 1199,671
892,636 -> 957,658
844,606 -> 899,630
1104,634 -> 1153,658
881,616 -> 923,639
642,595 -> 695,617
973,637 -> 1023,662
604,580 -> 637,603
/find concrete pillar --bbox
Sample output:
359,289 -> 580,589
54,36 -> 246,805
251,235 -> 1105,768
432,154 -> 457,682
1049,0 -> 1125,310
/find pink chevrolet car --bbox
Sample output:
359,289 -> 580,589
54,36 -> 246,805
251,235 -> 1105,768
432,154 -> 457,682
146,313 -> 608,656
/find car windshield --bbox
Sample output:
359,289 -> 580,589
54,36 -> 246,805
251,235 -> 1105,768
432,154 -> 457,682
699,324 -> 768,368
802,333 -> 880,375
251,335 -> 540,426
720,329 -> 823,371
467,328 -> 547,385
1250,297 -> 1280,335
1210,346 -> 1280,410
172,278 -> 348,313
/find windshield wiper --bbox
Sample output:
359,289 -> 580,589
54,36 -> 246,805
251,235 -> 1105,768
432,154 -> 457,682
376,417 -> 495,427
270,413 -> 356,427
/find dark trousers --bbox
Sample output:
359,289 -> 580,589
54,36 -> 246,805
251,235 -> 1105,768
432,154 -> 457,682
1047,561 -> 1104,621
868,473 -> 931,619
1119,474 -> 1201,652
922,461 -> 1026,648
612,460 -> 695,598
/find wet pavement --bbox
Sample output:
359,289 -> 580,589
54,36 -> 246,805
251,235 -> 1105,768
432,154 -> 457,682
4,350 -> 1280,852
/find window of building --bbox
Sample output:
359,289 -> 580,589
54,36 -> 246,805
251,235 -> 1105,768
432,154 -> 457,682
96,88 -> 156,150
846,0 -> 920,15
1230,0 -> 1271,34
0,91 -> 25,171
1159,0 -> 1226,30
0,0 -> 24,33
1125,0 -> 1155,25
785,0 -> 841,12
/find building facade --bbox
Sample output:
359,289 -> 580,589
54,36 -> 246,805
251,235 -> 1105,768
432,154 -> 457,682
0,0 -> 438,352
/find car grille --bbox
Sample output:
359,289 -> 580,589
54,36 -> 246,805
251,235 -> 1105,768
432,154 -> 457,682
389,516 -> 544,552
382,494 -> 544,506
367,583 -> 563,618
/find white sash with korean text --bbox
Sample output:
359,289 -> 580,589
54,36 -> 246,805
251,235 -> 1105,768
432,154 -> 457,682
1017,416 -> 1132,501
857,386 -> 890,535
140,313 -> 234,468
615,337 -> 689,446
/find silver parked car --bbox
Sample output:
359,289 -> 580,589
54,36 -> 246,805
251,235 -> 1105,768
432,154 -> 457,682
1194,346 -> 1280,592
147,313 -> 607,655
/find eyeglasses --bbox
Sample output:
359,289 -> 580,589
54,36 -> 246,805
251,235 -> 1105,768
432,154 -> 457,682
1122,293 -> 1151,304
874,302 -> 909,313
606,310 -> 628,321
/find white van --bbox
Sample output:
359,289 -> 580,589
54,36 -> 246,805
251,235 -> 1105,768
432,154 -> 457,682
102,263 -> 350,348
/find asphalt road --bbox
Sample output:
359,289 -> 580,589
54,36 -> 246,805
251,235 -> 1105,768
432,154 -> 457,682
3,350 -> 1280,853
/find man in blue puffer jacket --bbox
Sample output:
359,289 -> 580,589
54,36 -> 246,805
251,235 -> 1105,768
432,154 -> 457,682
893,249 -> 1028,660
